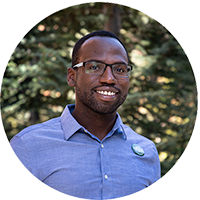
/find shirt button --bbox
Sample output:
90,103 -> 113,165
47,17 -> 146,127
104,174 -> 108,180
101,144 -> 104,148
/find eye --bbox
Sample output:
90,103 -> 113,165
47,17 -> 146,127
86,62 -> 103,70
89,65 -> 99,70
113,65 -> 127,73
116,67 -> 125,73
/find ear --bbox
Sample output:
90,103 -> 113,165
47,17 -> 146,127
67,67 -> 76,87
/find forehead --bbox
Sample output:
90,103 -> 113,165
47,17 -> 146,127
78,36 -> 128,63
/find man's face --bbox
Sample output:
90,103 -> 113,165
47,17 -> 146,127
73,37 -> 130,114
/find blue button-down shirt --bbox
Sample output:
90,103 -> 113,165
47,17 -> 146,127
10,104 -> 160,199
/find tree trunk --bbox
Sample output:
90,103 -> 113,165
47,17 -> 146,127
29,110 -> 39,125
103,4 -> 121,38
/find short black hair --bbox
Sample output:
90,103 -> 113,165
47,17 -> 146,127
72,30 -> 129,67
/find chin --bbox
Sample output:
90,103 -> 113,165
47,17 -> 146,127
89,102 -> 122,115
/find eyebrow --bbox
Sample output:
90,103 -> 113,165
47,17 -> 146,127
85,59 -> 128,65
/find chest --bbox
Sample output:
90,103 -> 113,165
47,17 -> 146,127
33,140 -> 154,199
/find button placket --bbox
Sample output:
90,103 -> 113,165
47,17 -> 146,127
99,141 -> 113,199
100,143 -> 109,180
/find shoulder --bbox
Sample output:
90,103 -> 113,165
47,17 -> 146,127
123,125 -> 158,159
123,124 -> 154,145
10,117 -> 63,150
13,117 -> 61,138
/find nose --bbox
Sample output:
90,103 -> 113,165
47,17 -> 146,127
99,66 -> 117,85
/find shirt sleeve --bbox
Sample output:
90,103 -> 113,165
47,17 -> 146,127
10,135 -> 32,172
152,142 -> 161,182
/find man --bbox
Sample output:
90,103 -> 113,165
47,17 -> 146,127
10,30 -> 160,199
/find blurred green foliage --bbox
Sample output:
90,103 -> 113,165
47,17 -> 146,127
0,3 -> 197,177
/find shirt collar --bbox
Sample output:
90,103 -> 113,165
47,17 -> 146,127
61,104 -> 127,141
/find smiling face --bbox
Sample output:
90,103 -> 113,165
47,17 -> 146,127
68,36 -> 130,115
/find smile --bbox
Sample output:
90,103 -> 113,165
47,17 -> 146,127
96,91 -> 116,96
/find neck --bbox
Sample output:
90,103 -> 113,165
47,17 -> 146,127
71,104 -> 117,141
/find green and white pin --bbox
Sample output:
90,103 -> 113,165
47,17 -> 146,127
131,144 -> 145,156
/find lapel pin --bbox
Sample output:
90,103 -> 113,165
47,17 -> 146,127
131,144 -> 145,156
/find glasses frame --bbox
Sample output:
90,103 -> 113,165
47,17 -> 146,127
72,61 -> 132,77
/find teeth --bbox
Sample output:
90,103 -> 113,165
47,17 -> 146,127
96,91 -> 116,96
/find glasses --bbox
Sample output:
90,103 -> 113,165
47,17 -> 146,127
72,61 -> 132,77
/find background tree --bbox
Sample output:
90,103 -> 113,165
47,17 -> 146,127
0,2 -> 197,177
